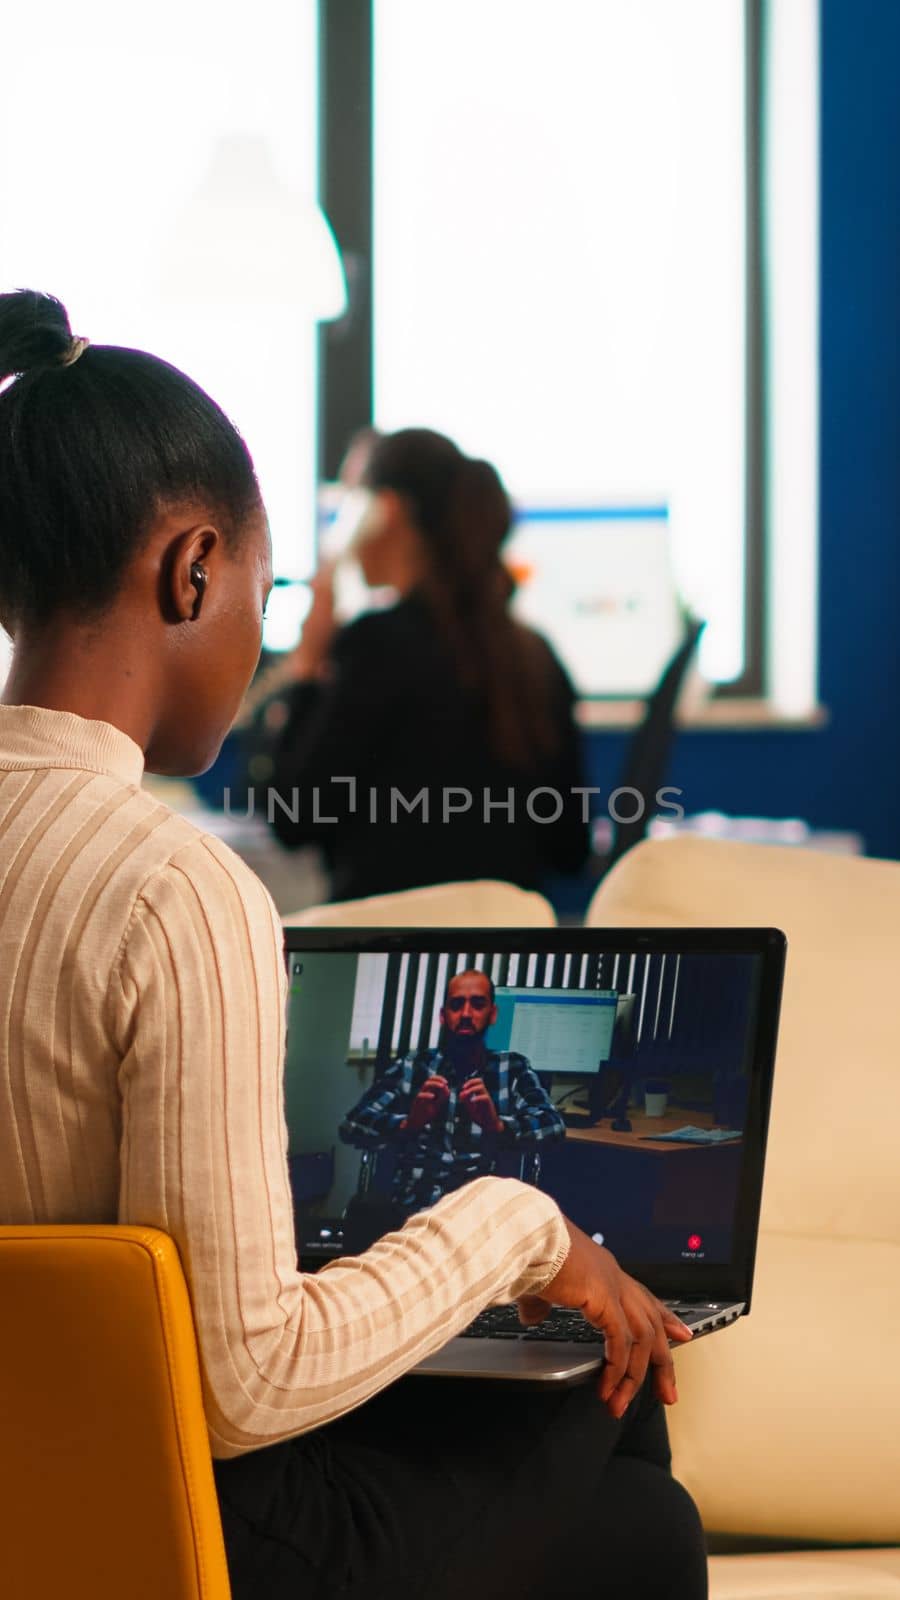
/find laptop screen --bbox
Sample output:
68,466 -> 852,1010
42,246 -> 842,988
283,935 -> 780,1288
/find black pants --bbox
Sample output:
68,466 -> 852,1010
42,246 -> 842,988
213,1373 -> 707,1600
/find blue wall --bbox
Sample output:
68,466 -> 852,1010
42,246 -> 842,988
586,0 -> 900,862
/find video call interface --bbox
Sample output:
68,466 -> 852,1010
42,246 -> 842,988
284,946 -> 762,1270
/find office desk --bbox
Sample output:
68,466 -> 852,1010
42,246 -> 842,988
564,1109 -> 741,1154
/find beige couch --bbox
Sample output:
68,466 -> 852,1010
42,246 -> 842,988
587,837 -> 900,1596
284,878 -> 557,928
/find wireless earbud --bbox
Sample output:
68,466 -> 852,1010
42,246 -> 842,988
189,561 -> 208,618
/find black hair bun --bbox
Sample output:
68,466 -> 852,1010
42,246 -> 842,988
0,290 -> 73,382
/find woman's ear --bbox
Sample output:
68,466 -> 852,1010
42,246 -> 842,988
164,526 -> 220,624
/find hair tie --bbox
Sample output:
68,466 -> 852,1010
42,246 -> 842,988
59,336 -> 90,368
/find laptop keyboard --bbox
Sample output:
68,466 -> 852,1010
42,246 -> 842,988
460,1303 -> 717,1344
461,1307 -> 604,1343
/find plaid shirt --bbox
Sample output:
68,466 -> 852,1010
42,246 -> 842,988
339,1047 -> 566,1211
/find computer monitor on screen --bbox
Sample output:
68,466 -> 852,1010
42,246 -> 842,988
505,509 -> 683,697
264,498 -> 685,698
491,986 -> 618,1074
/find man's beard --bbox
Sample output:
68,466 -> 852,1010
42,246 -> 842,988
443,1029 -> 487,1072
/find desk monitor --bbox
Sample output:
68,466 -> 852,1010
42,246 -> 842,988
262,499 -> 685,702
491,986 -> 617,1074
505,509 -> 683,696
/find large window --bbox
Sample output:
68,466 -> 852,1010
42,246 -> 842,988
372,0 -> 746,690
319,0 -> 819,711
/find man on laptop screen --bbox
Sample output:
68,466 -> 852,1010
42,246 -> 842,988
338,968 -> 565,1222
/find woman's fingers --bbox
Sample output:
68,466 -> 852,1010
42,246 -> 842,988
648,1319 -> 679,1406
516,1294 -> 550,1326
604,1309 -> 654,1416
660,1303 -> 695,1343
604,1287 -> 682,1414
596,1301 -> 632,1402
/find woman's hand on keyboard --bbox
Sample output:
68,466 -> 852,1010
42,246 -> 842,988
517,1218 -> 693,1418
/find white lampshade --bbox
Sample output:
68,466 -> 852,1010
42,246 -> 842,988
158,132 -> 347,320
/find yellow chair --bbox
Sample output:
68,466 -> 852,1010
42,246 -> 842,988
0,1225 -> 231,1600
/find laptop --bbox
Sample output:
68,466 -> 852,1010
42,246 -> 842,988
283,926 -> 785,1384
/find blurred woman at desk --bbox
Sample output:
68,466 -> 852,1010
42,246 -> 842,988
246,428 -> 589,900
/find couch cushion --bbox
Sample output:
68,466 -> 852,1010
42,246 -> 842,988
586,837 -> 900,1243
668,1231 -> 900,1543
284,879 -> 557,928
708,1548 -> 900,1599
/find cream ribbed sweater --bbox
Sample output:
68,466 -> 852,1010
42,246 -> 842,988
0,705 -> 569,1458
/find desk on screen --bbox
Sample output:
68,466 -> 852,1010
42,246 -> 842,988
565,1109 -> 741,1154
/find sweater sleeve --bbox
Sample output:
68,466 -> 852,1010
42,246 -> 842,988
112,834 -> 570,1459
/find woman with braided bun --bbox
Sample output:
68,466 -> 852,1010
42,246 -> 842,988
249,427 -> 591,900
0,292 -> 705,1600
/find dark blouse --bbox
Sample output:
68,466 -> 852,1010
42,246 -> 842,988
245,594 -> 590,902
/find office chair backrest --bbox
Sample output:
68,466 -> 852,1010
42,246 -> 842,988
606,617 -> 705,873
0,1225 -> 231,1600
